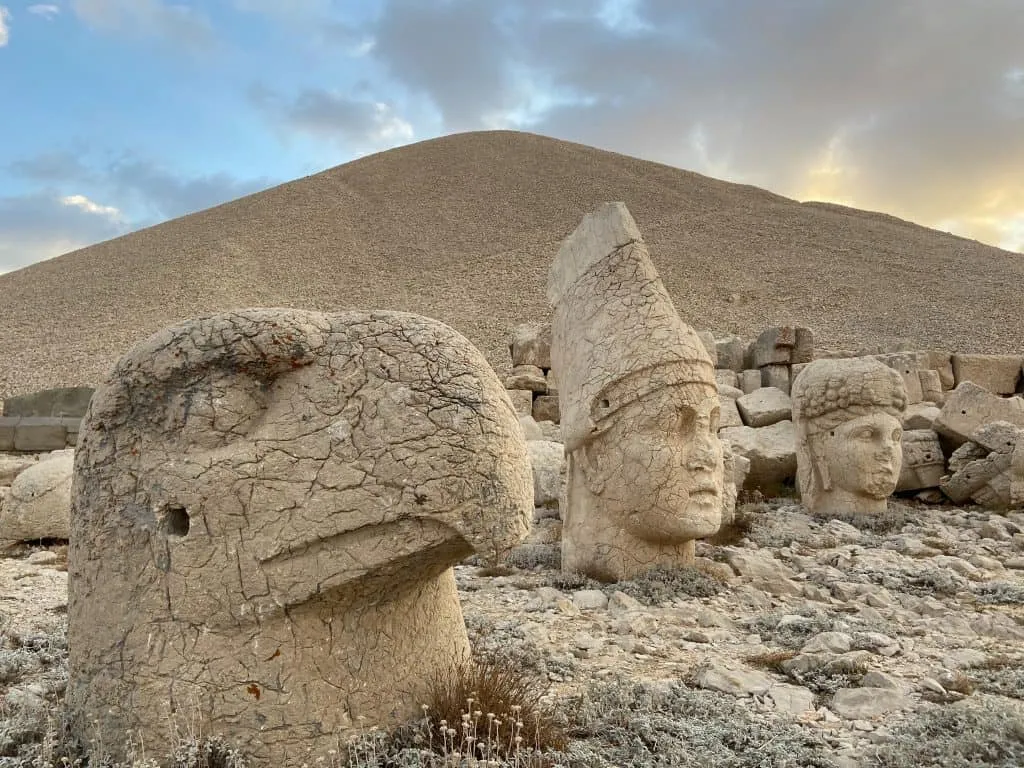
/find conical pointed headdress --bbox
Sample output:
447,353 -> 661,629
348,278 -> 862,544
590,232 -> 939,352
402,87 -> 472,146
548,202 -> 716,453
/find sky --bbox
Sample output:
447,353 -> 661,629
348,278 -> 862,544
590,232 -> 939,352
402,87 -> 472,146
1,0 -> 1022,274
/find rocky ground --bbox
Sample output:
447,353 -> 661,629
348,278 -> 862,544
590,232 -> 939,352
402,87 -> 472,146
2,499 -> 1024,767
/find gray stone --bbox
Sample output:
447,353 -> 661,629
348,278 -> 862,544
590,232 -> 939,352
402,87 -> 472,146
2,386 -> 95,418
715,370 -> 739,389
507,389 -> 534,418
0,452 -> 73,541
544,368 -> 560,398
903,403 -> 940,430
509,323 -> 551,369
970,420 -> 1024,454
830,688 -> 909,719
571,589 -> 609,610
918,369 -> 945,404
13,417 -> 69,452
761,364 -> 791,394
874,352 -> 927,404
532,395 -> 560,424
897,429 -> 945,492
859,671 -> 903,691
739,369 -> 762,394
725,550 -> 797,581
697,330 -> 718,367
0,456 -> 35,485
768,684 -> 817,717
716,335 -> 748,372
719,420 -> 797,495
802,632 -> 853,654
720,396 -> 744,429
695,663 -> 774,697
927,350 -> 956,391
526,440 -> 565,508
737,387 -> 792,428
934,382 -> 1024,445
719,384 -> 744,400
952,354 -> 1024,395
505,364 -> 547,392
607,590 -> 646,615
751,326 -> 814,368
519,416 -> 544,442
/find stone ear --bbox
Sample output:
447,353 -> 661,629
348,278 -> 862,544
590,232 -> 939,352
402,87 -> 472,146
810,437 -> 832,491
576,442 -> 608,496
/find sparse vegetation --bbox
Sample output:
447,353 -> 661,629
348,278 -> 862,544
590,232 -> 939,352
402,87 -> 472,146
965,655 -> 1024,701
742,609 -> 835,650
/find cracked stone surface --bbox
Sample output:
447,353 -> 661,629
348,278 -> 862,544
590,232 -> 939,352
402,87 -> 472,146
548,202 -> 727,581
65,308 -> 532,766
793,358 -> 908,517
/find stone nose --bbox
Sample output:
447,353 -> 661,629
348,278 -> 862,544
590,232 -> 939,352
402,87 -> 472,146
686,430 -> 719,472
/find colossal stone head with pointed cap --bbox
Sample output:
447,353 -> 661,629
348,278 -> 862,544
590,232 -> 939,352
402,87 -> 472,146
66,308 -> 532,767
548,202 -> 724,581
792,357 -> 907,517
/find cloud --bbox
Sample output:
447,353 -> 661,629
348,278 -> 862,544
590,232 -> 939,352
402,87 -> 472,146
70,0 -> 214,49
28,4 -> 60,20
358,0 -> 1024,250
0,191 -> 128,273
0,6 -> 10,47
9,151 -> 94,183
249,86 -> 414,153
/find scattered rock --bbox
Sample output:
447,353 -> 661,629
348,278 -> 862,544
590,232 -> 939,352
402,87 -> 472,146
830,687 -> 909,719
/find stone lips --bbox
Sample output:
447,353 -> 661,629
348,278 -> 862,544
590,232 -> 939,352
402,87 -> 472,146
66,307 -> 532,766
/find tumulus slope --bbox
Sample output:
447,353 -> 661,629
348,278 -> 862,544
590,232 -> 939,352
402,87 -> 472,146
1,130 -> 1021,398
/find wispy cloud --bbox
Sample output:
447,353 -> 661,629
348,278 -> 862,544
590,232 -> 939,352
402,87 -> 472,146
28,4 -> 61,20
0,6 -> 11,47
70,0 -> 214,50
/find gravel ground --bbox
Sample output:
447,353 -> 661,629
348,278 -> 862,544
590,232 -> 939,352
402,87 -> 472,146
2,130 -> 1023,399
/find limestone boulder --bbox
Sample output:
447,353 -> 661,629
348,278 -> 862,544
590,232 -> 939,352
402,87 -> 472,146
903,403 -> 941,430
918,369 -> 945,404
934,382 -> 1024,445
0,452 -> 73,541
761,364 -> 791,394
697,330 -> 718,367
715,369 -> 739,389
528,440 -> 566,509
719,421 -> 797,495
506,389 -> 534,417
532,395 -> 560,423
739,369 -> 762,394
751,326 -> 814,368
508,322 -> 551,369
927,350 -> 956,391
737,387 -> 792,428
874,352 -> 927,404
719,396 -> 744,429
0,455 -> 36,485
952,354 -> 1024,395
66,308 -> 533,767
519,416 -> 544,442
715,335 -> 748,372
940,421 -> 1024,509
505,364 -> 547,392
897,430 -> 945,492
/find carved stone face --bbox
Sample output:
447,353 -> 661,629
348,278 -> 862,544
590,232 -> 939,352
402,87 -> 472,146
579,385 -> 723,542
814,412 -> 904,499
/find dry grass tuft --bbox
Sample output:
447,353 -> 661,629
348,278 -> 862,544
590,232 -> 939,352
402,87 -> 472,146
744,650 -> 797,673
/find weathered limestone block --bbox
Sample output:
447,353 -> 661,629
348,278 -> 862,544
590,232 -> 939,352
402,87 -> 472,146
918,369 -> 945,404
0,451 -> 73,541
751,327 -> 814,368
14,417 -> 68,452
532,394 -> 560,423
0,456 -> 36,485
505,364 -> 547,392
941,451 -> 1012,504
715,370 -> 739,390
903,403 -> 941,430
926,350 -> 955,391
545,368 -> 560,397
548,202 -> 725,581
897,430 -> 946,492
2,386 -> 95,418
528,440 -> 566,509
719,421 -> 797,495
0,421 -> 14,452
792,358 -> 907,517
719,396 -> 744,429
739,369 -> 762,394
874,352 -> 927,404
519,415 -> 544,442
509,322 -> 551,369
507,389 -> 534,417
972,421 -> 1024,454
941,421 -> 1024,509
737,387 -> 792,428
952,354 -> 1024,395
719,384 -> 744,400
948,441 -> 989,474
761,364 -> 791,394
66,308 -> 533,767
715,335 -> 748,372
933,382 -> 1024,445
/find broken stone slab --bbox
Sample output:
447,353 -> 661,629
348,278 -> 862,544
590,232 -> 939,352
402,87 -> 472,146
719,384 -> 744,400
505,364 -> 547,392
751,326 -> 814,368
527,440 -> 565,509
952,354 -> 1024,395
761,364 -> 791,394
532,395 -> 560,423
940,451 -> 1011,504
545,368 -> 560,398
918,369 -> 945,404
506,389 -> 534,418
737,387 -> 793,428
933,382 -> 1024,445
719,420 -> 797,495
897,430 -> 946,492
697,330 -> 718,367
970,420 -> 1024,454
767,683 -> 817,717
720,396 -> 744,429
874,352 -> 927,404
903,403 -> 940,430
927,350 -> 956,391
2,386 -> 95,418
695,663 -> 775,697
739,369 -> 762,394
0,451 -> 73,541
509,322 -> 551,369
948,440 -> 988,474
725,549 -> 798,581
715,369 -> 739,389
830,688 -> 909,719
715,335 -> 748,372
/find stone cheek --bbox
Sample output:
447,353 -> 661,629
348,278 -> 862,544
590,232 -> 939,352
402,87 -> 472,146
66,308 -> 532,767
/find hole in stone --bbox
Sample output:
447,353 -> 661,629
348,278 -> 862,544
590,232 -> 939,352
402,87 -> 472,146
925,453 -> 932,460
961,410 -> 968,415
162,505 -> 190,537
600,398 -> 610,409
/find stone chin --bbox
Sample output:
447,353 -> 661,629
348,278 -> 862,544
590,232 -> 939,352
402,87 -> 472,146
625,495 -> 722,543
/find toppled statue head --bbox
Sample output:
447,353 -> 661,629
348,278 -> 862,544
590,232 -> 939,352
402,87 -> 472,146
66,308 -> 532,767
548,202 -> 724,581
792,357 -> 908,517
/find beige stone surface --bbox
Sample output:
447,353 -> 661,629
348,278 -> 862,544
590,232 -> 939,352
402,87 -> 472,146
66,308 -> 532,767
532,394 -> 560,423
897,430 -> 946,492
792,358 -> 908,517
874,352 -> 926,404
903,403 -> 941,430
917,369 -> 945,404
0,452 -> 73,541
0,455 -> 36,485
548,202 -> 724,581
507,388 -> 534,417
505,364 -> 547,391
952,353 -> 1024,395
509,322 -> 552,369
927,350 -> 956,391
718,421 -> 797,495
737,387 -> 793,428
933,382 -> 1024,445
